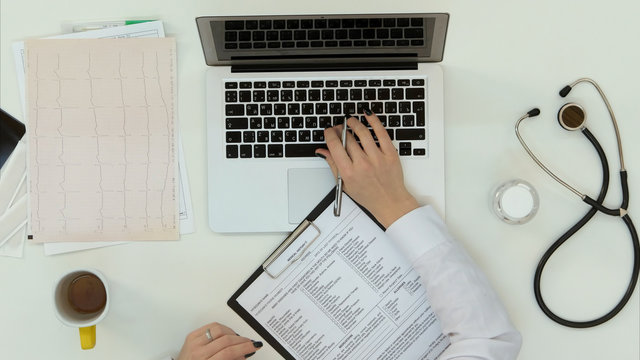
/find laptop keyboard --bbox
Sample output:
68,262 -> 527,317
223,77 -> 428,159
223,17 -> 426,50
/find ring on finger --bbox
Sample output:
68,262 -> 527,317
205,328 -> 213,342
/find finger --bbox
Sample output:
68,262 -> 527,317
314,149 -> 338,180
191,322 -> 236,345
324,124 -> 352,171
210,339 -> 262,360
364,111 -> 395,154
346,116 -> 379,157
343,122 -> 366,160
203,334 -> 252,359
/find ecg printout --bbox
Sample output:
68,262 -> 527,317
25,38 -> 179,242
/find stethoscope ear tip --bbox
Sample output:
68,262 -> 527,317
559,85 -> 572,97
527,108 -> 540,117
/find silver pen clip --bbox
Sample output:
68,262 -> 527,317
263,220 -> 321,279
334,116 -> 349,216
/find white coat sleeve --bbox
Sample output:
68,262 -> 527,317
385,206 -> 522,360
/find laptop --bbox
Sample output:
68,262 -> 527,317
196,13 -> 449,233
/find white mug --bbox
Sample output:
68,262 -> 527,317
53,268 -> 110,350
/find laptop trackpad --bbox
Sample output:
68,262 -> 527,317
288,168 -> 335,224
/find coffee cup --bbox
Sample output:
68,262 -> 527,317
53,268 -> 109,350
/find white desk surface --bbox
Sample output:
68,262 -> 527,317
1,1 -> 639,359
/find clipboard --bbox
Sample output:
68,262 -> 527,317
227,189 -> 384,360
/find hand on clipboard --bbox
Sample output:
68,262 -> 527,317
229,110 -> 449,360
314,110 -> 419,228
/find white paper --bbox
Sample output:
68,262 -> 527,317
0,141 -> 27,257
10,21 -> 194,254
236,197 -> 450,360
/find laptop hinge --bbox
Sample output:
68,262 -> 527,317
231,62 -> 418,73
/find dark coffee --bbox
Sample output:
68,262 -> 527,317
67,274 -> 107,314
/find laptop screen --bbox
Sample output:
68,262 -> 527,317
196,14 -> 449,66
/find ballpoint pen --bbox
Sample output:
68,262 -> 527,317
333,115 -> 349,216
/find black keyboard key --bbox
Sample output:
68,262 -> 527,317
301,19 -> 313,29
398,79 -> 410,86
405,88 -> 425,99
383,79 -> 396,86
253,32 -> 265,41
329,102 -> 342,114
378,115 -> 387,126
354,40 -> 366,47
239,91 -> 251,102
302,103 -> 314,115
383,40 -> 395,46
396,128 -> 425,140
225,31 -> 237,41
280,30 -> 293,40
288,103 -> 300,115
223,43 -> 237,50
254,82 -> 266,89
259,20 -> 272,29
311,41 -> 323,47
411,18 -> 424,27
412,79 -> 425,86
243,131 -> 255,143
226,117 -> 248,129
254,144 -> 266,158
253,42 -> 266,49
336,29 -> 348,40
257,131 -> 270,142
385,102 -> 397,113
340,80 -> 353,87
378,88 -> 390,100
397,18 -> 410,27
274,103 -> 286,115
399,142 -> 412,156
250,117 -> 262,129
339,40 -> 353,47
253,90 -> 265,102
273,20 -> 286,29
299,130 -> 311,142
267,90 -> 279,102
387,129 -> 394,140
226,131 -> 242,143
341,18 -> 354,28
411,39 -> 424,46
226,104 -> 244,116
285,130 -> 297,142
226,144 -> 238,158
308,30 -> 321,40
370,18 -> 383,27
391,88 -> 404,100
325,41 -> 338,47
349,29 -> 362,39
297,81 -> 310,88
413,148 -> 426,156
399,101 -> 411,113
239,31 -> 251,41
225,82 -> 238,89
388,115 -> 401,127
336,89 -> 349,101
225,21 -> 244,30
371,102 -> 383,114
305,116 -> 318,128
377,28 -> 389,39
245,20 -> 258,30
271,130 -> 283,142
315,19 -> 327,28
294,90 -> 307,101
225,91 -> 237,102
281,90 -> 293,102
355,19 -> 368,28
277,117 -> 290,129
322,30 -> 334,40
240,145 -> 252,158
315,103 -> 328,115
292,116 -> 304,128
239,42 -> 252,49
240,81 -> 252,89
397,40 -> 410,46
246,104 -> 259,115
319,116 -> 332,128
402,115 -> 415,127
343,102 -> 356,114
383,18 -> 396,27
356,102 -> 368,114
322,89 -> 335,101
405,28 -> 424,38
390,28 -> 403,39
285,143 -> 327,157
308,89 -> 321,101
268,81 -> 281,88
294,30 -> 306,40
364,88 -> 376,100
287,20 -> 299,29
326,80 -> 338,87
259,104 -> 272,115
350,89 -> 362,100
313,130 -> 325,142
363,29 -> 376,40
354,80 -> 367,87
264,117 -> 276,129
268,144 -> 284,157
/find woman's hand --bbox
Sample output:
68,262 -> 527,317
315,111 -> 419,228
177,322 -> 262,360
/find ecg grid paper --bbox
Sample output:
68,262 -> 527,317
25,38 -> 178,242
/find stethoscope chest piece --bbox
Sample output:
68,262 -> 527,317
557,103 -> 586,131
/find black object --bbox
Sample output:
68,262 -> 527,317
0,108 -> 26,169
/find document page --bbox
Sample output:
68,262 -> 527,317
25,38 -> 178,242
236,196 -> 450,360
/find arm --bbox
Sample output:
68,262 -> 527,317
317,111 -> 521,359
386,206 -> 521,359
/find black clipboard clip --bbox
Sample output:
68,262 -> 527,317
262,219 -> 321,279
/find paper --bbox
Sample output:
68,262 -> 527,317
236,196 -> 450,360
25,37 -> 179,242
12,21 -> 194,253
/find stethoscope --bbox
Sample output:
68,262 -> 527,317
515,78 -> 640,328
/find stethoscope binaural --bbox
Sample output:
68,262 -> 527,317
515,78 -> 640,328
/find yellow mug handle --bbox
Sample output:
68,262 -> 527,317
79,325 -> 96,350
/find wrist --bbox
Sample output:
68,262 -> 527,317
375,194 -> 419,228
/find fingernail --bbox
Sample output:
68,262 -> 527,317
315,152 -> 326,159
245,352 -> 256,358
252,340 -> 263,348
363,108 -> 372,116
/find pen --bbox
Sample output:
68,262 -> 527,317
71,20 -> 155,32
333,115 -> 349,216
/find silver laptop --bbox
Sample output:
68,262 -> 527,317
196,14 -> 449,233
